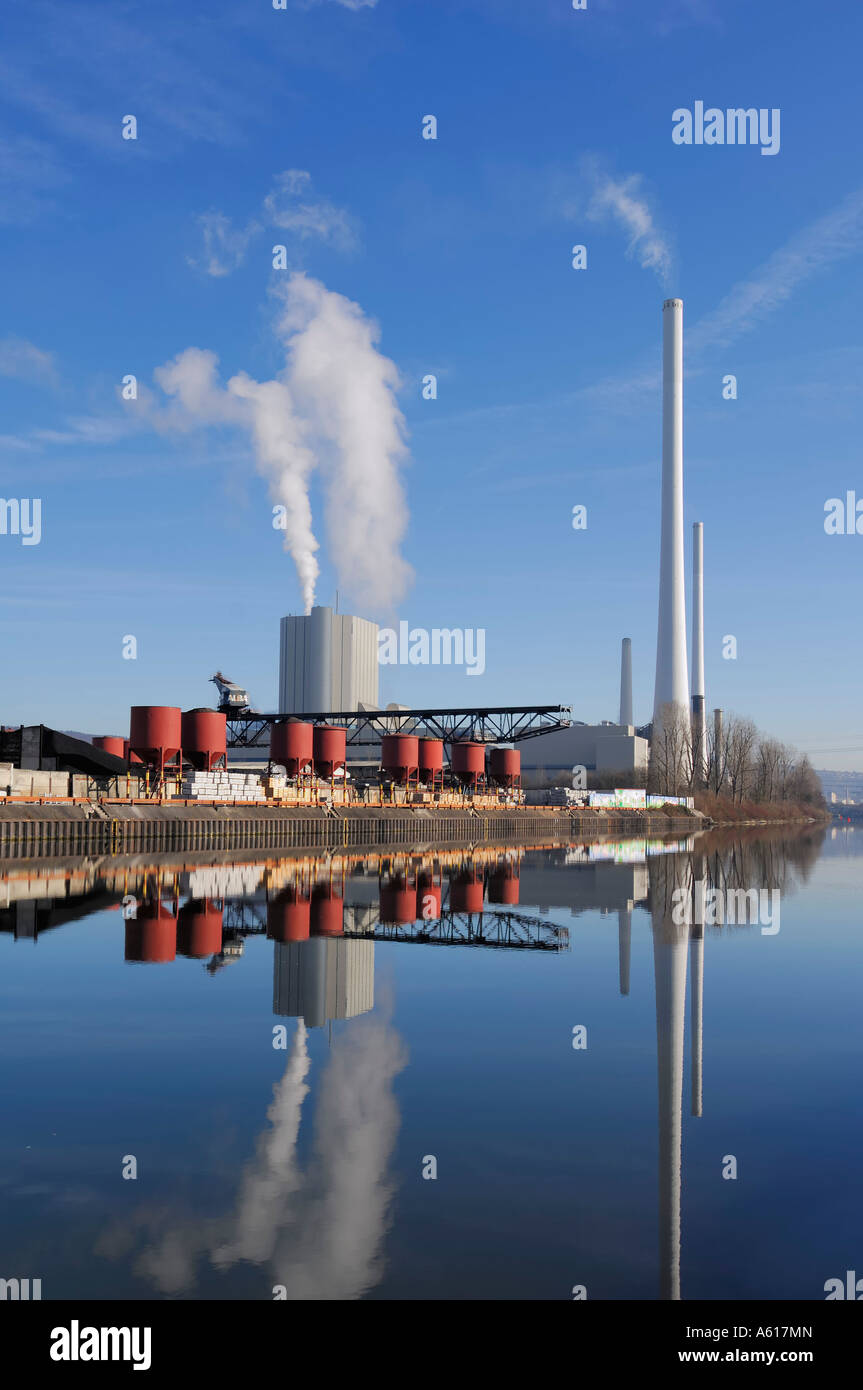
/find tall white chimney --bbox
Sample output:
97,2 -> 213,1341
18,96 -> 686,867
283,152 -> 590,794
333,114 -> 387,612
653,298 -> 690,740
619,637 -> 633,726
691,522 -> 706,782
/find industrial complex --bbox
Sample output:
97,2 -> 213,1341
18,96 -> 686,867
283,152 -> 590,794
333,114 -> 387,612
1,299 -> 711,819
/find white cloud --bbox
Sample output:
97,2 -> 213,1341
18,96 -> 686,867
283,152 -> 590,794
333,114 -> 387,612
587,172 -> 673,285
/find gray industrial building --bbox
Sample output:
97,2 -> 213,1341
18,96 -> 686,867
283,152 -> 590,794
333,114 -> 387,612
279,606 -> 378,714
517,722 -> 649,788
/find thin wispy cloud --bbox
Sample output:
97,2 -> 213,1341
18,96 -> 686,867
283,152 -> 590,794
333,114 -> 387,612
689,186 -> 863,354
587,172 -> 673,285
576,186 -> 863,413
0,133 -> 71,225
189,170 -> 357,278
653,0 -> 721,34
188,211 -> 261,278
0,336 -> 57,385
264,170 -> 358,251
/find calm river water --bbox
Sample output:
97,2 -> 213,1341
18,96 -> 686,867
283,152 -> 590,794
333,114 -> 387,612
0,823 -> 859,1301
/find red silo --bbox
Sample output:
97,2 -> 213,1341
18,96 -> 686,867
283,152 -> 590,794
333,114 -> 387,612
488,747 -> 521,787
418,738 -> 444,789
311,884 -> 344,936
379,877 -> 418,926
450,741 -> 485,789
181,709 -> 227,771
125,902 -> 177,963
177,900 -> 223,957
449,870 -> 484,915
313,725 -> 346,780
271,720 -> 314,775
488,865 -> 520,906
267,888 -> 311,942
129,706 -> 182,777
381,734 -> 419,785
93,735 -> 126,760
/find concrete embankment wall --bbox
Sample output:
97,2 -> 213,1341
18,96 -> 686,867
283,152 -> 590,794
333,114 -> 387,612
0,804 -> 698,860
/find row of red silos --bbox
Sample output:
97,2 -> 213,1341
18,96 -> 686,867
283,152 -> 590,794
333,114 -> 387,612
95,707 -> 228,774
449,742 -> 521,788
270,720 -> 346,778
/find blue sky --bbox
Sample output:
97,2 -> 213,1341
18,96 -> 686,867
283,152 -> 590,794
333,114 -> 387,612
1,0 -> 861,769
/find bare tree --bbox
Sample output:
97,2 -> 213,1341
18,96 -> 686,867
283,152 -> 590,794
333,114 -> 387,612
725,715 -> 757,803
649,703 -> 693,796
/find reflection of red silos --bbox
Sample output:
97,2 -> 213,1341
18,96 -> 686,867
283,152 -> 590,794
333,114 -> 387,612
311,884 -> 344,936
487,865 -> 520,905
267,888 -> 311,942
125,902 -> 176,963
177,900 -> 223,957
380,879 -> 417,926
449,871 -> 484,914
416,883 -> 441,922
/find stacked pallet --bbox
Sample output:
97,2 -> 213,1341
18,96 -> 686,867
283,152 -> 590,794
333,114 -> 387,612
179,770 -> 266,802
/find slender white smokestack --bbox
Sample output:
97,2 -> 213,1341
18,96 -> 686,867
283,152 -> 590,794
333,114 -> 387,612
691,523 -> 706,782
653,299 -> 690,736
619,637 -> 633,726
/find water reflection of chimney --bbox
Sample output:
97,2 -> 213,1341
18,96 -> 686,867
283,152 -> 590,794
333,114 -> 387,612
650,852 -> 692,1302
690,863 -> 705,1119
617,906 -> 632,996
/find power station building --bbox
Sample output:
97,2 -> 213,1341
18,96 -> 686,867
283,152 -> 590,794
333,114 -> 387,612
279,606 -> 379,714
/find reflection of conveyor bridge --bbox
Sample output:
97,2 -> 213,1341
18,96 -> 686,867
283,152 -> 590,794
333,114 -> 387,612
346,910 -> 569,951
220,899 -> 568,951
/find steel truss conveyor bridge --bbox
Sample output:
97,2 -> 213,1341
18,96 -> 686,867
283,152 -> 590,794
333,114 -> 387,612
226,705 -> 572,750
221,901 -> 569,952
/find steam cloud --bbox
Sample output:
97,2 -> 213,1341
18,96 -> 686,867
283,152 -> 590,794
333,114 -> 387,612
151,273 -> 412,614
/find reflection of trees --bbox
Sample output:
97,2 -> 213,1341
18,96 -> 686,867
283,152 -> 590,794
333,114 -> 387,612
696,826 -> 824,921
95,1009 -> 407,1299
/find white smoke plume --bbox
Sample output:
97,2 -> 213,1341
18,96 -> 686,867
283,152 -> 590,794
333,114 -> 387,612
150,273 -> 412,614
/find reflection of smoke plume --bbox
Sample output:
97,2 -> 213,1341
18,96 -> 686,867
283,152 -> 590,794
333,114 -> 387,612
211,1020 -> 311,1269
150,273 -> 412,614
267,1009 -> 407,1300
97,1008 -> 407,1300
